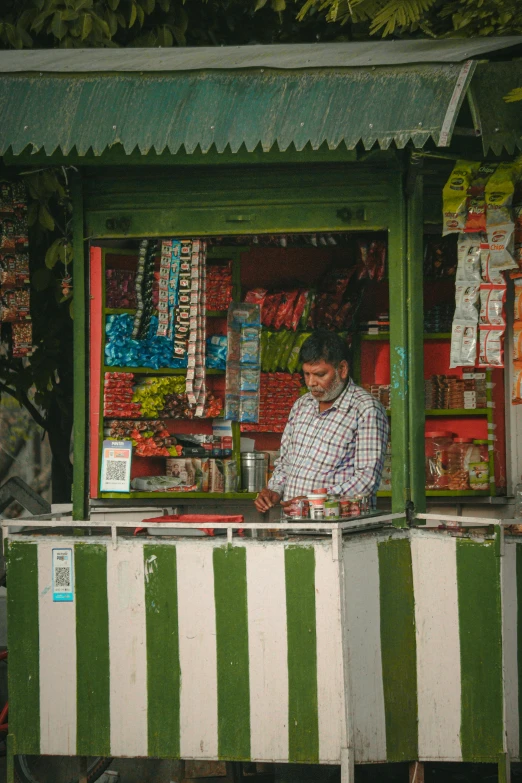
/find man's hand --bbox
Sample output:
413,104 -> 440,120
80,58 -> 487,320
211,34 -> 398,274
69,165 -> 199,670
254,489 -> 281,513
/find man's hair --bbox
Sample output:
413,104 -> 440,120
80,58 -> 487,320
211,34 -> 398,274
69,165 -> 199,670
299,329 -> 351,369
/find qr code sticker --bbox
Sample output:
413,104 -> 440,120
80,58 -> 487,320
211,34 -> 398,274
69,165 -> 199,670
106,460 -> 126,482
54,567 -> 70,588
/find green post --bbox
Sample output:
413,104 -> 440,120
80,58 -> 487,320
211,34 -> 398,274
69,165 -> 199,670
388,166 -> 409,517
6,734 -> 14,783
71,171 -> 87,521
406,157 -> 426,513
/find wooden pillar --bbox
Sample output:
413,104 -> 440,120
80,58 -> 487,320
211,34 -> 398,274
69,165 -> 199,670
71,170 -> 87,521
406,156 -> 426,514
388,167 -> 410,518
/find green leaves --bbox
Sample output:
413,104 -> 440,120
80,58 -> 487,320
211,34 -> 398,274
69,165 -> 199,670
504,87 -> 522,104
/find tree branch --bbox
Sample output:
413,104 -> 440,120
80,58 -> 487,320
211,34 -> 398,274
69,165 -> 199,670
0,382 -> 48,431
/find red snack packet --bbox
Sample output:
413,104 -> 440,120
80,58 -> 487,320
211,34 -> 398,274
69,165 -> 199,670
262,292 -> 283,329
273,290 -> 299,331
291,290 -> 308,331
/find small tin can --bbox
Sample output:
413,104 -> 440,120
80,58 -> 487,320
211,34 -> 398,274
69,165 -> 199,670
324,495 -> 340,520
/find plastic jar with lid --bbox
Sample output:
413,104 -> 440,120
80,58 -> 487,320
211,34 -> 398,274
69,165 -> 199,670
469,439 -> 490,491
447,438 -> 473,490
425,431 -> 454,490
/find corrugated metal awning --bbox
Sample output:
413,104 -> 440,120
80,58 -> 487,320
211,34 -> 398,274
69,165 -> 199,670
0,40 -> 521,158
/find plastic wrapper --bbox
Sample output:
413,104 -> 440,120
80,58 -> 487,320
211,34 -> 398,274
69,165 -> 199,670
449,320 -> 477,368
465,163 -> 497,233
478,324 -> 504,367
239,391 -> 260,423
487,225 -> 516,271
261,292 -> 283,328
485,160 -> 522,227
456,234 -> 482,283
480,243 -> 505,284
479,284 -> 506,326
356,240 -> 386,281
105,313 -> 187,370
512,362 -> 522,404
454,284 -> 480,322
273,290 -> 299,331
240,367 -> 260,392
287,332 -> 311,374
423,236 -> 457,278
291,290 -> 308,331
205,335 -> 227,369
513,326 -> 522,363
442,160 -> 479,236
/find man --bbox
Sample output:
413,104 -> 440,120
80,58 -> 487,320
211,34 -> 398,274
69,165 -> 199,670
255,329 -> 389,514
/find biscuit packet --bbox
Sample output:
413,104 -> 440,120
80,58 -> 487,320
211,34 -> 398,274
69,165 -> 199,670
449,320 -> 477,368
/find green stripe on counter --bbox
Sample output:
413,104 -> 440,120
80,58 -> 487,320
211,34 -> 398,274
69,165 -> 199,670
378,537 -> 418,761
75,544 -> 110,756
7,542 -> 40,754
144,545 -> 180,758
517,545 -> 522,754
457,539 -> 503,761
214,546 -> 251,760
285,546 -> 319,764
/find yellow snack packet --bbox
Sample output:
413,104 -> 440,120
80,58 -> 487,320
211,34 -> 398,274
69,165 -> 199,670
442,160 -> 479,236
486,156 -> 522,227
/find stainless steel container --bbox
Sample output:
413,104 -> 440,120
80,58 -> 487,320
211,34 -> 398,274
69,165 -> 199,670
241,452 -> 269,492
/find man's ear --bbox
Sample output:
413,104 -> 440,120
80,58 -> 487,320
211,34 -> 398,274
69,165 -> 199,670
339,360 -> 349,380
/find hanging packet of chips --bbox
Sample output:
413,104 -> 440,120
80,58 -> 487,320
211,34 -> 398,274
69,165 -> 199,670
456,234 -> 482,282
512,362 -> 522,404
485,158 -> 522,228
465,163 -> 497,234
479,284 -> 506,326
514,204 -> 522,270
454,283 -> 480,322
449,320 -> 477,368
486,225 -> 517,271
442,160 -> 479,236
478,324 -> 505,368
480,242 -> 506,284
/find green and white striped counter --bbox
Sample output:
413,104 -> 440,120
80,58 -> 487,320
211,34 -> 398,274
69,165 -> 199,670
5,526 -> 516,769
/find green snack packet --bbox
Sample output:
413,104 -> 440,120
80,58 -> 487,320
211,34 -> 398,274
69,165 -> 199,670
261,330 -> 273,372
288,332 -> 310,374
300,290 -> 315,330
260,328 -> 269,369
275,330 -> 293,370
280,331 -> 297,371
269,331 -> 286,372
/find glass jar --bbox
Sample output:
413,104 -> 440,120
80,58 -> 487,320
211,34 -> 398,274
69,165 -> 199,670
425,431 -> 454,490
447,438 -> 473,491
469,439 -> 490,491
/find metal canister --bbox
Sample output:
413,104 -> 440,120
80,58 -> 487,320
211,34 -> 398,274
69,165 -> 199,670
241,452 -> 269,492
324,495 -> 340,520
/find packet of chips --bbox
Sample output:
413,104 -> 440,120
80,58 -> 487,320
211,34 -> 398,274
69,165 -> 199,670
513,325 -> 522,362
514,205 -> 522,269
465,164 -> 497,233
480,243 -> 505,284
454,283 -> 480,322
478,324 -> 504,367
485,159 -> 522,227
443,160 -> 479,236
287,332 -> 311,374
512,361 -> 522,403
456,234 -> 482,282
479,284 -> 506,326
449,320 -> 477,368
487,225 -> 516,271
514,279 -> 522,321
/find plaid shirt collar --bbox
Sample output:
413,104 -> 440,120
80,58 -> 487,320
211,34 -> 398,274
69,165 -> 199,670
302,378 -> 354,414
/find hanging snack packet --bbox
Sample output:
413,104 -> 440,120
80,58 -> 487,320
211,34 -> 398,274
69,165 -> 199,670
485,159 -> 522,227
450,320 -> 477,368
514,205 -> 522,269
512,361 -> 522,404
480,242 -> 505,284
479,284 -> 506,326
291,290 -> 308,331
273,290 -> 299,331
442,160 -> 479,236
514,279 -> 522,321
261,292 -> 283,329
487,224 -> 516,271
456,234 -> 482,283
513,325 -> 522,362
287,332 -> 311,374
478,324 -> 505,367
454,283 -> 480,322
465,163 -> 497,234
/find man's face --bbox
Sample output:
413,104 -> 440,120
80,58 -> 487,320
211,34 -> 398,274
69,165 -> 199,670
302,359 -> 349,402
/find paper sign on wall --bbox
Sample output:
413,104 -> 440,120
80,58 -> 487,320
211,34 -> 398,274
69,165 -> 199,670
52,548 -> 74,602
100,440 -> 132,492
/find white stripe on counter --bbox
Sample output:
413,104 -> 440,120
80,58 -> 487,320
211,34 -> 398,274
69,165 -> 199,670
38,541 -> 77,755
107,541 -> 148,757
315,542 -> 344,763
344,537 -> 387,763
247,542 -> 289,762
177,542 -> 218,759
412,534 -> 462,761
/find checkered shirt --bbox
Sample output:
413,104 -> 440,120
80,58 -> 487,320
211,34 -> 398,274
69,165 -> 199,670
268,379 -> 389,502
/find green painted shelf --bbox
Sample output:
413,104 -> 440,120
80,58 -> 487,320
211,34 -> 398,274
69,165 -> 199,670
425,489 -> 492,497
100,491 -> 257,500
103,366 -> 224,375
360,332 -> 452,341
385,408 -> 488,416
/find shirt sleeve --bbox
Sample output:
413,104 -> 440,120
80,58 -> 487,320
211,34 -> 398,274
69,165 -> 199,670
328,403 -> 390,498
267,403 -> 296,497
